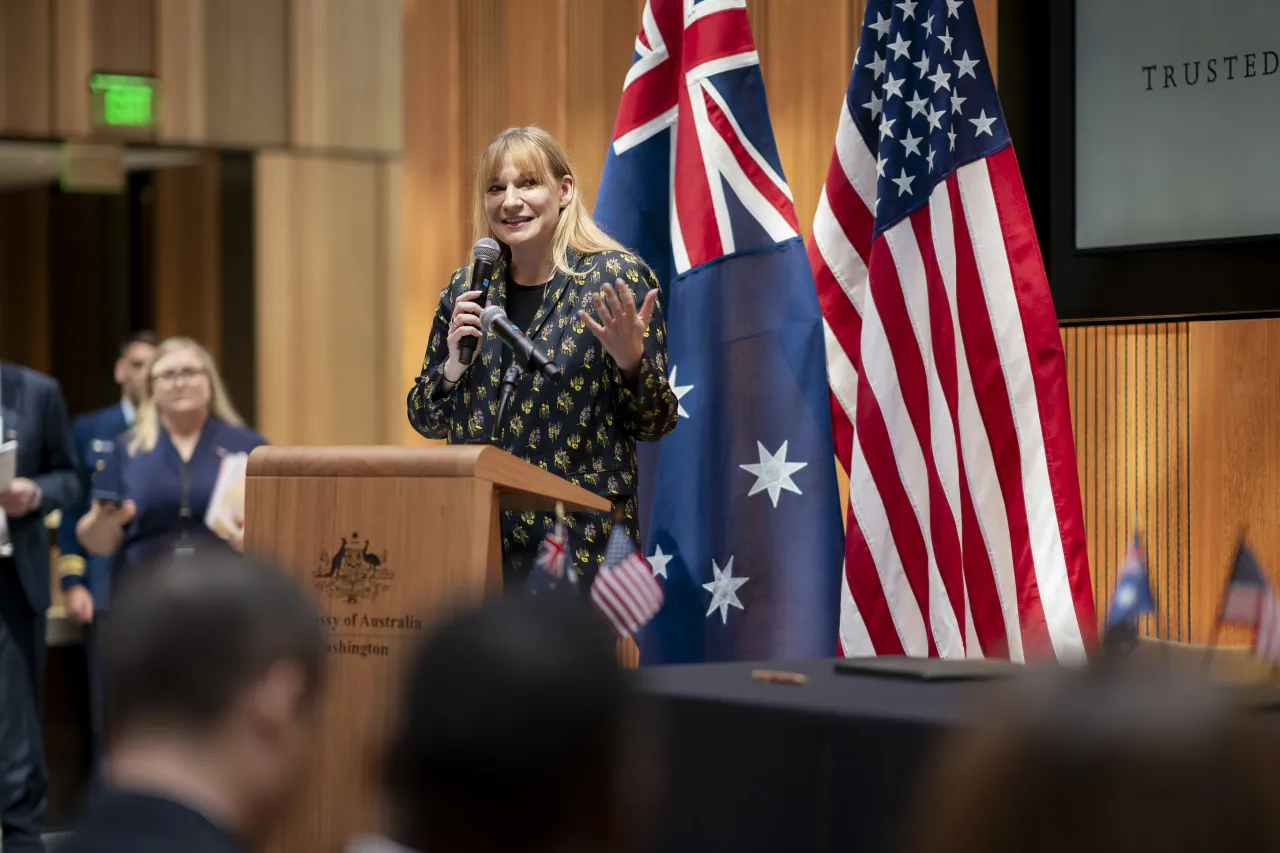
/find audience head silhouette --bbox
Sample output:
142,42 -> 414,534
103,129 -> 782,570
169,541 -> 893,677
100,550 -> 325,844
381,595 -> 657,853
908,664 -> 1280,853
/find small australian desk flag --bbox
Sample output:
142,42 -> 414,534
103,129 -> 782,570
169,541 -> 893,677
1104,533 -> 1155,646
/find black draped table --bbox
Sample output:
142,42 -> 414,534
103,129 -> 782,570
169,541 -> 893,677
638,657 -> 1280,853
637,658 -> 999,853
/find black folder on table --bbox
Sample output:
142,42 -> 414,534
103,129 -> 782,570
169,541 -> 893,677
835,655 -> 1026,681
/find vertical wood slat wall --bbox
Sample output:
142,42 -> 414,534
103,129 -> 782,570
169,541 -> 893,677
1062,325 -> 1193,643
1063,320 -> 1280,647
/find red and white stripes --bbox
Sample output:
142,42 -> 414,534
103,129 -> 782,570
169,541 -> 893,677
810,101 -> 1097,663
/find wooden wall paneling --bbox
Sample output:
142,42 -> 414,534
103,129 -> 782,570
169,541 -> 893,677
153,154 -> 221,359
254,152 -> 298,445
203,0 -> 288,148
0,187 -> 51,372
0,0 -> 53,137
1063,324 -> 1193,642
290,0 -> 402,156
402,0 -> 462,446
375,161 -> 404,446
562,0 -> 639,211
52,0 -> 93,137
974,0 -> 998,83
1189,319 -> 1280,646
155,0 -> 206,144
91,0 -> 153,75
255,154 -> 390,447
504,0 -> 567,139
297,158 -> 383,446
756,0 -> 852,241
459,0 -> 506,202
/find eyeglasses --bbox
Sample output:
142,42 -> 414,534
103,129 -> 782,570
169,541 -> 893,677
152,368 -> 206,386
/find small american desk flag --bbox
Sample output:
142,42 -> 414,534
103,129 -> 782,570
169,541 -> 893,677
1218,543 -> 1280,665
591,524 -> 663,640
809,0 -> 1096,662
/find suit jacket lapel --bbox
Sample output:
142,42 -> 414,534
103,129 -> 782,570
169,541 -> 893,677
525,250 -> 584,352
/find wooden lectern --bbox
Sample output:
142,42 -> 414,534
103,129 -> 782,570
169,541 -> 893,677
243,445 -> 611,853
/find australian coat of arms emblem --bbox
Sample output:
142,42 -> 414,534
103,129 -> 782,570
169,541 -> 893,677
316,532 -> 393,604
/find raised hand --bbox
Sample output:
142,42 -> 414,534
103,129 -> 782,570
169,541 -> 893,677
579,280 -> 658,378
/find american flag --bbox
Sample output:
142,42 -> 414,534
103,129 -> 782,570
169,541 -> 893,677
590,524 -> 664,640
595,0 -> 845,663
1218,543 -> 1280,665
809,0 -> 1096,662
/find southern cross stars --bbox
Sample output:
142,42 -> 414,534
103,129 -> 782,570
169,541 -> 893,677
740,440 -> 807,508
703,557 -> 748,624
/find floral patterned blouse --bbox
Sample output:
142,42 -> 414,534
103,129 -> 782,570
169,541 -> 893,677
407,248 -> 678,588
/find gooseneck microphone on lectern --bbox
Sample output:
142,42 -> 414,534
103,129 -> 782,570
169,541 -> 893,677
481,305 -> 561,380
458,237 -> 501,366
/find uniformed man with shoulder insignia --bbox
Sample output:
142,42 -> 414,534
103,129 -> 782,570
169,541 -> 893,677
56,330 -> 157,782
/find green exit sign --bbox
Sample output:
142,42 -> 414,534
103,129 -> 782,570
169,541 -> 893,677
89,73 -> 159,130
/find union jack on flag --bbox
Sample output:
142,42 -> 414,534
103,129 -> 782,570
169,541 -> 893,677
533,511 -> 570,581
526,504 -> 575,597
596,0 -> 846,664
811,0 -> 1096,662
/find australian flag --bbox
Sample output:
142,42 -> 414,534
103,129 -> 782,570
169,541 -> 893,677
594,0 -> 845,664
1101,533 -> 1155,652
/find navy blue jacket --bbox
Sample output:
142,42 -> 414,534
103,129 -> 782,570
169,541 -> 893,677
57,402 -> 131,605
0,361 -> 81,613
103,418 -> 267,576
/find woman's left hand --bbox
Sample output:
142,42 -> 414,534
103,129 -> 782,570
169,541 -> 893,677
580,280 -> 659,378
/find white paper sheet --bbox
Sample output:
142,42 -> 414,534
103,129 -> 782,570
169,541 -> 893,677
204,451 -> 248,541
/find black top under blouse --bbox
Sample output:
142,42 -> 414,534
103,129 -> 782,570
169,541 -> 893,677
500,271 -> 553,373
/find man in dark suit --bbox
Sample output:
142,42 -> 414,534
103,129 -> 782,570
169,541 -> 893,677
0,360 -> 80,853
56,330 -> 157,777
57,550 -> 326,853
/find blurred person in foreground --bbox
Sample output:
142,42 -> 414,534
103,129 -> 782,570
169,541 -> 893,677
350,594 -> 664,853
0,358 -> 80,853
75,337 -> 267,574
906,664 -> 1280,853
57,550 -> 326,853
57,329 -> 159,781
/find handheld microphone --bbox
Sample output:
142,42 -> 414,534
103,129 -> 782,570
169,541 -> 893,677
481,305 -> 561,380
458,237 -> 501,365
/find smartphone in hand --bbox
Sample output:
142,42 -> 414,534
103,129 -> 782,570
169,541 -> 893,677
90,450 -> 123,508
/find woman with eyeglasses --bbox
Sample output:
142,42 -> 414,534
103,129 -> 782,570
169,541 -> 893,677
76,337 -> 267,575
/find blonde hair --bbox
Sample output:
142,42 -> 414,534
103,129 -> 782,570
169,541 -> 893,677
470,126 -> 628,278
129,337 -> 244,455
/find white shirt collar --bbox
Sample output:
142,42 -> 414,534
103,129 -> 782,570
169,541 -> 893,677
121,397 -> 137,426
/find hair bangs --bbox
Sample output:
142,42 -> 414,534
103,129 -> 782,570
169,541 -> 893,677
481,132 -> 555,190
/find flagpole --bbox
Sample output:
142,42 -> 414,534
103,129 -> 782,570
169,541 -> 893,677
1201,531 -> 1247,677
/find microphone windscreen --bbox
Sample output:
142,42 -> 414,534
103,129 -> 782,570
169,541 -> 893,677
473,237 -> 501,264
480,304 -> 507,332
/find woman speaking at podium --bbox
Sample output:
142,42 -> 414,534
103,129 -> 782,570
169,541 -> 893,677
407,126 -> 678,589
